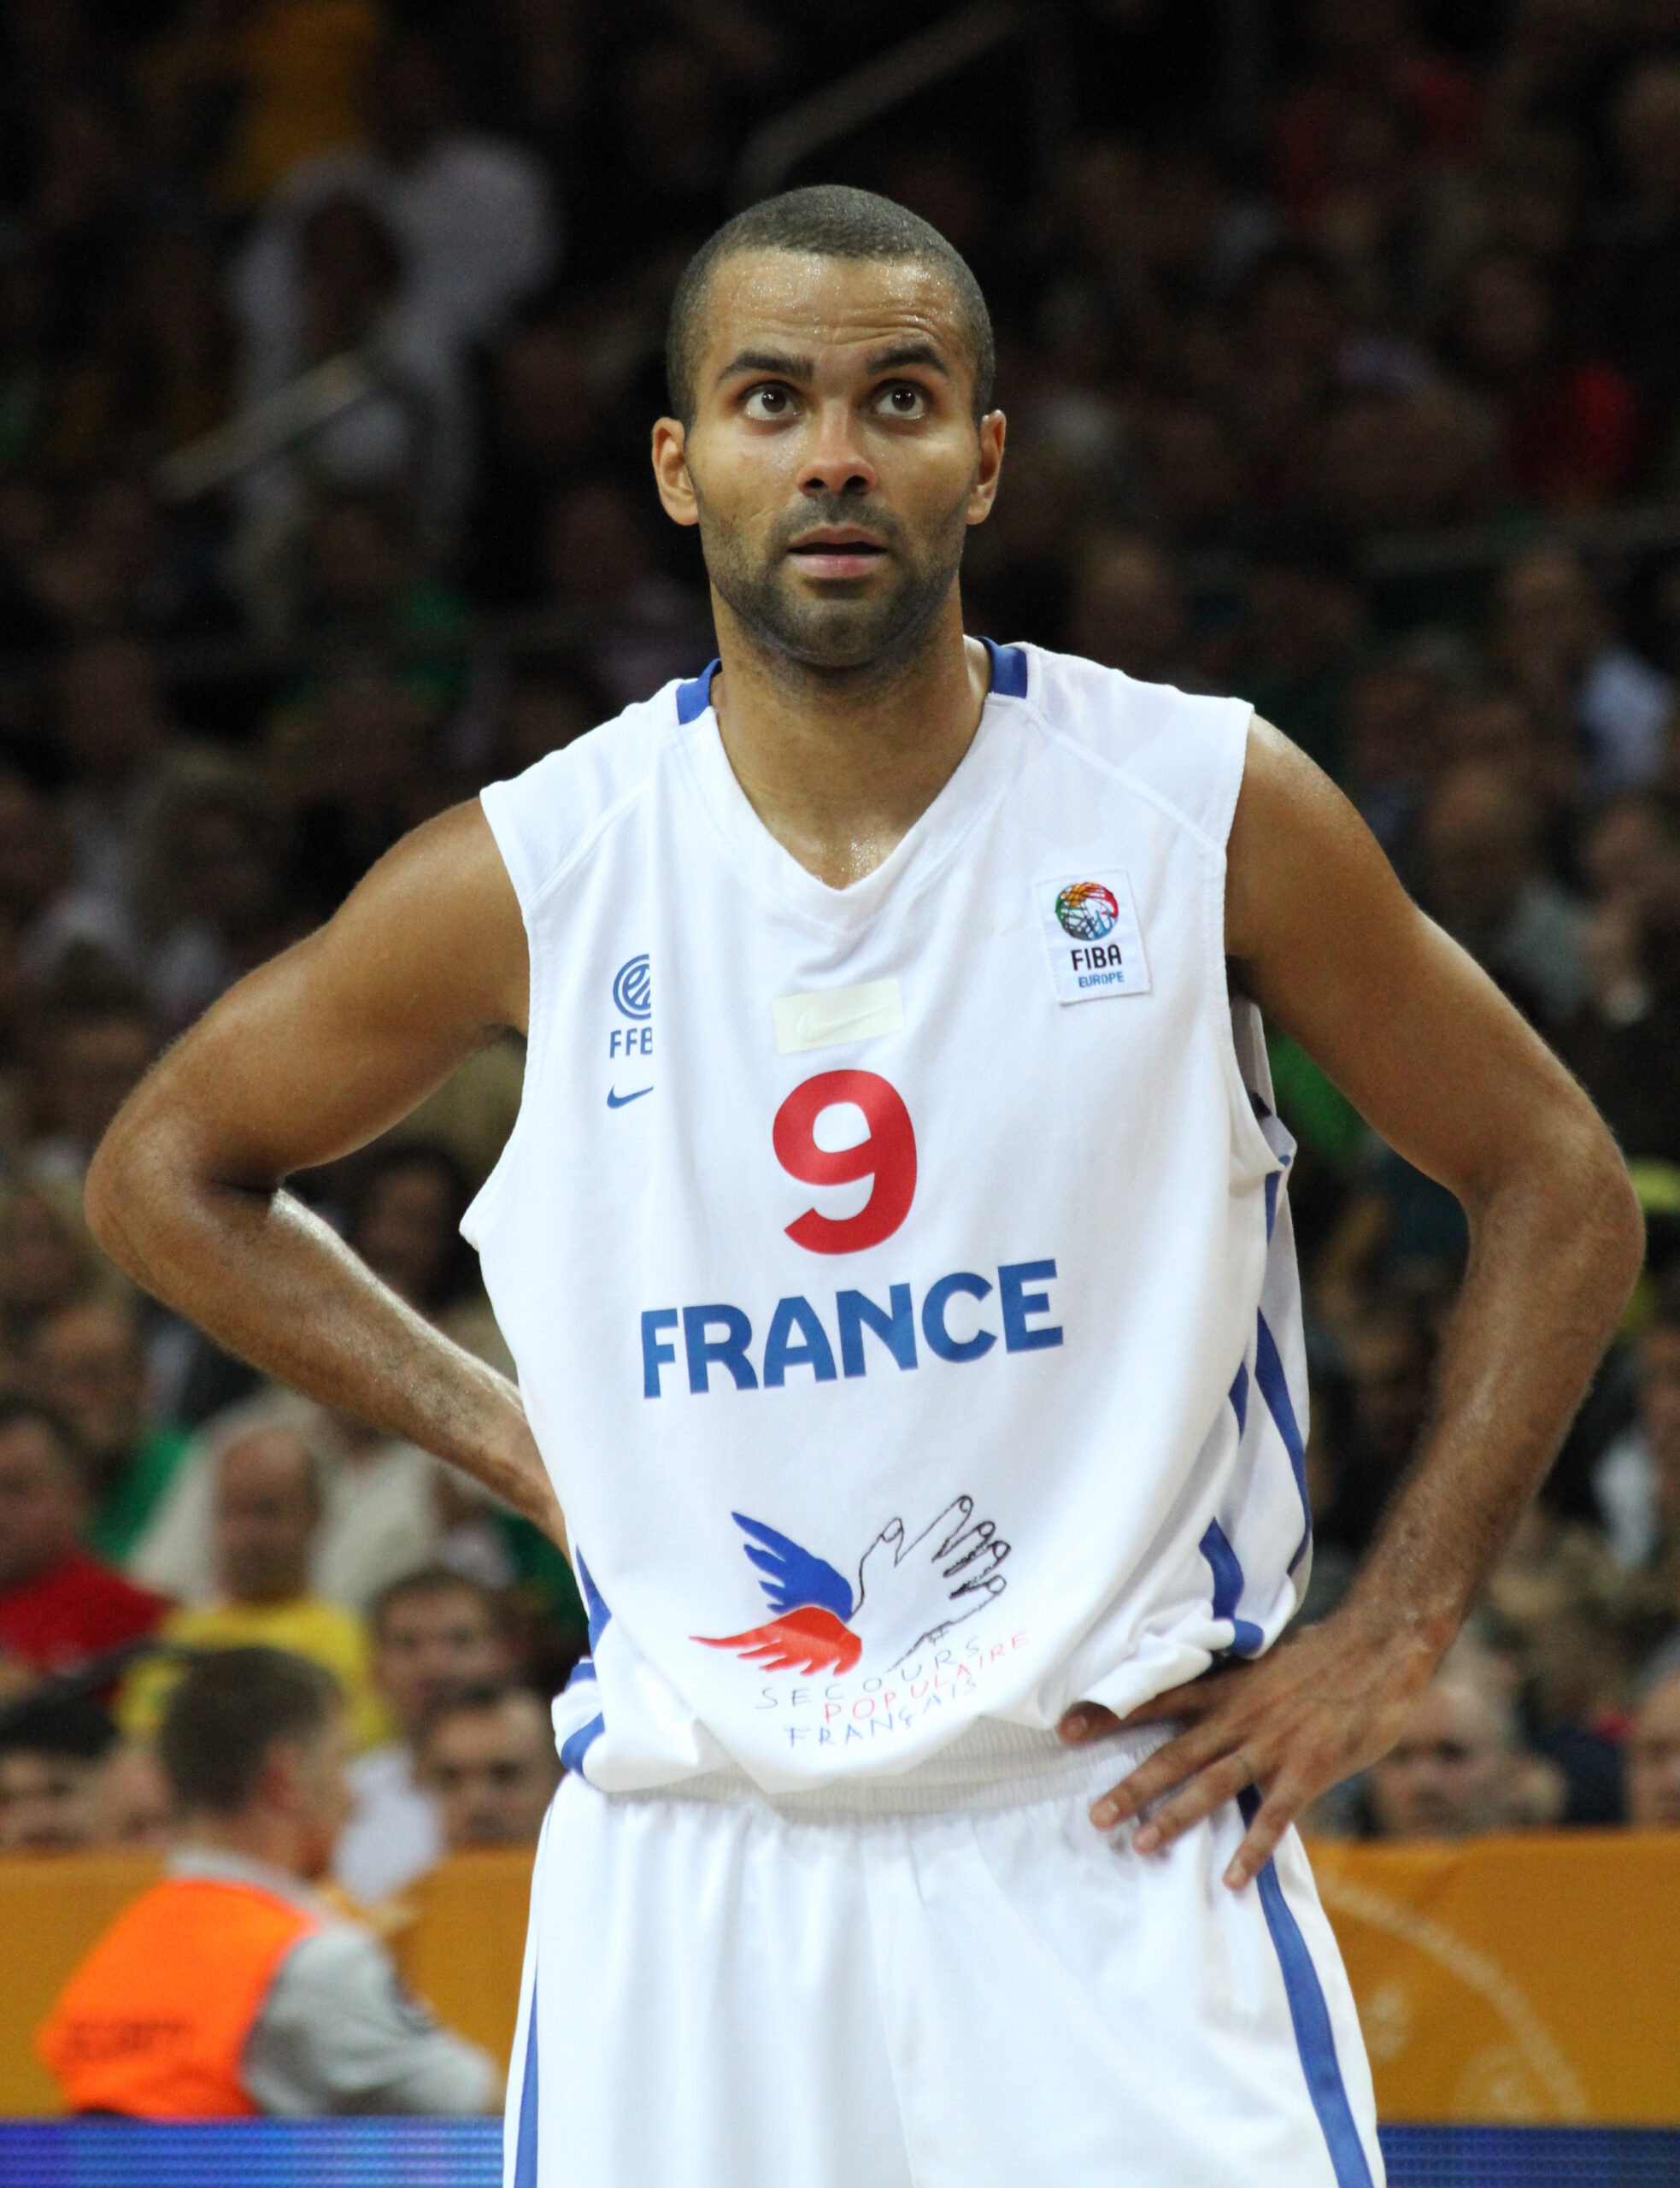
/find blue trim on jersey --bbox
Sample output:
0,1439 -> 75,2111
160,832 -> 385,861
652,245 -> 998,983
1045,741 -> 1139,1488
675,660 -> 720,721
560,1712 -> 605,1773
1239,1788 -> 1376,2188
513,1980 -> 541,2188
1265,1169 -> 1281,1241
981,638 -> 1029,698
565,1657 -> 596,1685
1254,1311 -> 1312,1570
575,1550 -> 612,1651
1230,1359 -> 1249,1435
1200,1518 -> 1265,1656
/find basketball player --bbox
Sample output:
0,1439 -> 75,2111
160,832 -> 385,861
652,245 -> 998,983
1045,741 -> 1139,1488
85,190 -> 1641,2185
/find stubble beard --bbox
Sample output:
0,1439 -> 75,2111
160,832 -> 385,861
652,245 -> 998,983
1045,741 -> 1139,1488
696,486 -> 972,685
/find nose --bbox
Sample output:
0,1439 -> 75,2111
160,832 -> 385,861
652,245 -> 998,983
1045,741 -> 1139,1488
799,398 -> 878,500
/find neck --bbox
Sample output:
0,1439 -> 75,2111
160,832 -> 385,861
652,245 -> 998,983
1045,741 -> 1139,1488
183,1809 -> 310,1879
708,590 -> 991,890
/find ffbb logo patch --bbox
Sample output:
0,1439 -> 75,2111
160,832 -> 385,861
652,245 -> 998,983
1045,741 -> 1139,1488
1037,868 -> 1150,1003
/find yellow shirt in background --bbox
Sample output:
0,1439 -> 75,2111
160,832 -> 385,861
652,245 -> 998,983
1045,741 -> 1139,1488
119,1597 -> 391,1752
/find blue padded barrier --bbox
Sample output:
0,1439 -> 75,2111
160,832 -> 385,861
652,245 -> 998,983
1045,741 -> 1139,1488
2,2120 -> 1679,2186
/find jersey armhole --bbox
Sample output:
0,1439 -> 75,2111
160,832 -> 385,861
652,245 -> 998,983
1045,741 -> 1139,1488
1203,708 -> 1283,1179
460,805 -> 550,1255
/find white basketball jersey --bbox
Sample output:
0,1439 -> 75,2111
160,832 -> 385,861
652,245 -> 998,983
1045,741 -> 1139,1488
463,642 -> 1311,1795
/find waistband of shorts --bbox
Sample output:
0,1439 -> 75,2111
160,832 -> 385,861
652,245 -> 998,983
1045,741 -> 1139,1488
606,1715 -> 1177,1820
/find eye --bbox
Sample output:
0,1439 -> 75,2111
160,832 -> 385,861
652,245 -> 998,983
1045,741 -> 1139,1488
743,384 -> 796,421
874,383 -> 930,418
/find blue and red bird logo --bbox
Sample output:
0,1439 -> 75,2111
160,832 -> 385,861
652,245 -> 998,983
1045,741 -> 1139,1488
693,1500 -> 1010,1676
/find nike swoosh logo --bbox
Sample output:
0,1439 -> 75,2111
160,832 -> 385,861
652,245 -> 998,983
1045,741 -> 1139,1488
607,1086 -> 653,1108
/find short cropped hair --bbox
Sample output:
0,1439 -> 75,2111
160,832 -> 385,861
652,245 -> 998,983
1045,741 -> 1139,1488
0,1691 -> 117,1762
414,1680 -> 532,1754
666,185 -> 995,426
157,1647 -> 339,1815
371,1564 -> 508,1641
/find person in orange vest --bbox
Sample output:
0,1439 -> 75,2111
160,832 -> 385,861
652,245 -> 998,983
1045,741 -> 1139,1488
38,1645 -> 498,2118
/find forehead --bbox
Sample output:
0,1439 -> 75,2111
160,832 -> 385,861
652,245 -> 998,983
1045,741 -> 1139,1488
700,249 -> 970,379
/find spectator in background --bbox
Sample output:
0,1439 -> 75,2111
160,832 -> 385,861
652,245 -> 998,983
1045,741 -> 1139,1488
1566,793 -> 1680,1162
1366,1658 -> 1564,1838
1066,532 -> 1196,690
0,1693 -> 118,1851
335,1567 -> 512,1902
1595,60 -> 1680,418
235,23 -> 555,365
97,1736 -> 174,1850
38,1648 -> 497,2116
418,1683 -> 560,1852
0,1174 -> 118,1380
32,1295 -> 190,1564
0,1397 -> 167,1685
137,749 -> 297,1035
1593,1268 -> 1680,1581
51,639 -> 172,934
1627,1668 -> 1680,1826
1418,760 -> 1589,1031
1495,549 -> 1674,796
1448,244 -> 1638,509
22,967 -> 156,1180
120,1424 -> 386,1750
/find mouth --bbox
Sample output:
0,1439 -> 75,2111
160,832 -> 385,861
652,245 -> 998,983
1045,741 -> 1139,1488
784,529 -> 890,579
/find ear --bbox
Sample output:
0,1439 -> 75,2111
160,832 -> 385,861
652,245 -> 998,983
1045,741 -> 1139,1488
256,1738 -> 304,1816
651,418 -> 699,528
966,410 -> 1006,527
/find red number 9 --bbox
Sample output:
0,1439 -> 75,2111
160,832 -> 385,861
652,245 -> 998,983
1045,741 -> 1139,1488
772,1070 -> 917,1255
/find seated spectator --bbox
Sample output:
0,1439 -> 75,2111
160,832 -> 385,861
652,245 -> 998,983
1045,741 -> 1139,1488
0,1397 -> 168,1684
32,1295 -> 191,1564
1065,533 -> 1196,690
0,1173 -> 120,1383
132,1393 -> 438,1615
1366,1659 -> 1564,1837
97,1737 -> 175,1850
120,1425 -> 387,1750
418,1684 -> 560,1852
38,1648 -> 497,2117
21,966 -> 157,1182
1628,1668 -> 1680,1827
1495,549 -> 1674,796
0,1692 -> 119,1851
1448,245 -> 1639,509
1593,1268 -> 1680,1582
1418,760 -> 1589,1031
334,1567 -> 512,1902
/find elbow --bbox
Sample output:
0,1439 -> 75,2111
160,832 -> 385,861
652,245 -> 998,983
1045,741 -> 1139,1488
1561,1097 -> 1645,1315
82,1115 -> 138,1273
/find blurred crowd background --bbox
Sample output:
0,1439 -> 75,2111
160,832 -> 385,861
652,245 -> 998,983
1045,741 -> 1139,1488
3,0 -> 1680,1916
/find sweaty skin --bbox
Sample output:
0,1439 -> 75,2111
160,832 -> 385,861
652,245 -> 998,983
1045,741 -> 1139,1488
85,250 -> 1643,1890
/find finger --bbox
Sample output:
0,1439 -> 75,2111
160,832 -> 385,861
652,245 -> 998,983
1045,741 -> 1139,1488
1088,1720 -> 1234,1827
1224,1787 -> 1298,1891
1058,1703 -> 1120,1743
1130,1752 -> 1255,1856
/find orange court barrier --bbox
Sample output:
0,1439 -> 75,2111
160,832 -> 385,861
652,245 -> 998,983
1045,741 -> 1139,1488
4,1834 -> 1679,2121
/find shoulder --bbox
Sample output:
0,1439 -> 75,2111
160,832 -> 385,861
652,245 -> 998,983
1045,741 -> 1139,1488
478,675 -> 697,914
1014,643 -> 1255,848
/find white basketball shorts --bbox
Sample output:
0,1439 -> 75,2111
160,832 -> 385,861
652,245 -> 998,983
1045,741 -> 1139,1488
503,1720 -> 1383,2188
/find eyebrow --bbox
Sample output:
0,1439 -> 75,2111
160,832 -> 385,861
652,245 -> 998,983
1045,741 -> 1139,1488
714,340 -> 955,387
716,348 -> 813,385
864,341 -> 952,380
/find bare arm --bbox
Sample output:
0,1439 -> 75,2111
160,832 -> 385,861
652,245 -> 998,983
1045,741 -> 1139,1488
1064,720 -> 1642,1883
84,803 -> 567,1550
